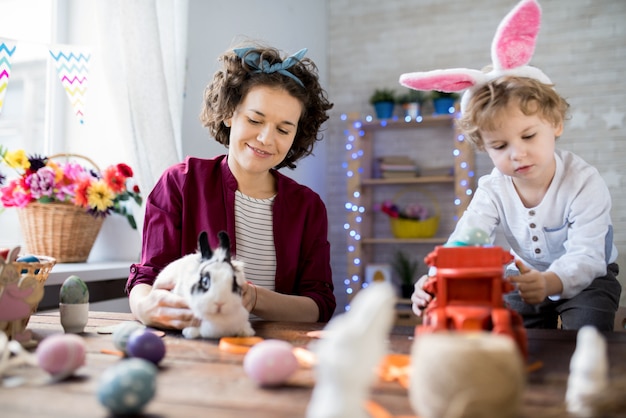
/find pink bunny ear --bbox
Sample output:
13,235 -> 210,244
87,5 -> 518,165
492,0 -> 542,70
399,68 -> 484,92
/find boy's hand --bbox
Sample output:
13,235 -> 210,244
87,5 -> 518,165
411,275 -> 432,316
509,260 -> 548,304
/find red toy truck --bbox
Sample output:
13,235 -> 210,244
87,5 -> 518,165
416,245 -> 528,358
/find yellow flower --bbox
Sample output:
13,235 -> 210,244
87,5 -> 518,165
5,149 -> 30,171
87,180 -> 115,212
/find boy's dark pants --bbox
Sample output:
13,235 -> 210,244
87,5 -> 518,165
504,263 -> 621,331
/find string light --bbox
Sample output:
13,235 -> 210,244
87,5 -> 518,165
341,112 -> 474,312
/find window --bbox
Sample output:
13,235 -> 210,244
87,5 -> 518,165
0,0 -> 58,154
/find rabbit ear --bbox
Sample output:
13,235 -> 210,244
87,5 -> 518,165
217,231 -> 231,261
399,68 -> 485,93
491,0 -> 542,71
198,231 -> 212,260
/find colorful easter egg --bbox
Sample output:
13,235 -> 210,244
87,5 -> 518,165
112,321 -> 146,353
59,275 -> 90,304
36,333 -> 86,377
98,358 -> 158,415
243,339 -> 298,386
126,329 -> 166,364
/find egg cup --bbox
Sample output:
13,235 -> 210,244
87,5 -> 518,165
59,303 -> 89,333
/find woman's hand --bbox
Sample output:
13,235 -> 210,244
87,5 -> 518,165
129,282 -> 195,330
242,281 -> 257,313
411,274 -> 433,316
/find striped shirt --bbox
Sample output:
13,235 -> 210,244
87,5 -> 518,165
234,190 -> 277,290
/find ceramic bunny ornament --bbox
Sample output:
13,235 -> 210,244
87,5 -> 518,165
306,281 -> 396,418
399,0 -> 549,115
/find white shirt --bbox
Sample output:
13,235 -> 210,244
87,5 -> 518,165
450,149 -> 617,299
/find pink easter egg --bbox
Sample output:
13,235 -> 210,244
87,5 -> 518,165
36,333 -> 86,377
243,339 -> 298,386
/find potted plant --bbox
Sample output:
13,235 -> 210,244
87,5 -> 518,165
429,91 -> 460,115
391,249 -> 419,299
396,89 -> 425,119
369,88 -> 396,119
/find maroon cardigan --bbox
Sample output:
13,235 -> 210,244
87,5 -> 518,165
126,155 -> 336,322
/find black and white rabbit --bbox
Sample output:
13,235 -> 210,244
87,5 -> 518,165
153,231 -> 254,339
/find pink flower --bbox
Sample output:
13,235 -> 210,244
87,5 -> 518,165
0,179 -> 32,208
25,167 -> 56,199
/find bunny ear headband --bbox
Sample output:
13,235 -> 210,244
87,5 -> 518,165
399,0 -> 549,114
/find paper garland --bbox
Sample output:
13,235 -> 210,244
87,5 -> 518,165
49,48 -> 91,124
0,39 -> 90,124
0,41 -> 17,115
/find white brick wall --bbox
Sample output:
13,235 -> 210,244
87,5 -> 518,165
325,0 -> 626,312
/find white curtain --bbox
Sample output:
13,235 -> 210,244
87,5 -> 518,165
93,0 -> 188,193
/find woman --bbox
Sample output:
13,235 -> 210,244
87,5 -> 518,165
127,43 -> 336,329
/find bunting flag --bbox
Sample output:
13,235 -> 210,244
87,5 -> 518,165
0,41 -> 17,115
49,47 -> 91,124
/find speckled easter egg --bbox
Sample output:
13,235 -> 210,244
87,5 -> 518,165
243,339 -> 298,386
126,329 -> 166,364
455,227 -> 491,246
98,358 -> 158,415
59,275 -> 90,304
36,333 -> 86,377
112,321 -> 146,353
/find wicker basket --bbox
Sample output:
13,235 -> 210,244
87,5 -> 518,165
17,202 -> 104,263
0,253 -> 56,341
16,153 -> 104,263
388,189 -> 440,239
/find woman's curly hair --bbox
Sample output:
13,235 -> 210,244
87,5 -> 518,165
200,43 -> 333,170
457,76 -> 569,151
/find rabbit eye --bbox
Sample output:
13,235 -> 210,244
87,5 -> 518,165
199,274 -> 211,291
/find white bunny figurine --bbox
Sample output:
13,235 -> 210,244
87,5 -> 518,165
399,0 -> 549,115
306,281 -> 396,418
153,231 -> 254,339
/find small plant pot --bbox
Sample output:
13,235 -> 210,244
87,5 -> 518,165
373,101 -> 395,119
433,98 -> 456,115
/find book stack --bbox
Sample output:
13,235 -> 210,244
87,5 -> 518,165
377,156 -> 417,179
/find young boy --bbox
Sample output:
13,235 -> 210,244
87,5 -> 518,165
401,0 -> 620,331
411,76 -> 620,331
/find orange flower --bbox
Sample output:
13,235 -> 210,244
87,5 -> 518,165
103,166 -> 126,194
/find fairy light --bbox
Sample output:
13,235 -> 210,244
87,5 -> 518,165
342,112 -> 474,311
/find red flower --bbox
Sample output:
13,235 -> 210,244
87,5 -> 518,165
103,166 -> 126,194
116,163 -> 133,178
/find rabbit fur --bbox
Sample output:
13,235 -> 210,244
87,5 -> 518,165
153,231 -> 254,339
399,0 -> 549,114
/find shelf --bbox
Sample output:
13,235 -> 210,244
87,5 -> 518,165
356,114 -> 456,131
362,175 -> 454,186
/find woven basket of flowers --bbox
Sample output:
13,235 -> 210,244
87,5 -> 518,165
381,189 -> 440,239
0,247 -> 56,342
0,150 -> 143,263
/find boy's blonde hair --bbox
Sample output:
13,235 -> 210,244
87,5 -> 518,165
457,76 -> 569,151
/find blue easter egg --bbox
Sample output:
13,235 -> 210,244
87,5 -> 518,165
16,254 -> 40,274
59,275 -> 90,304
97,358 -> 157,415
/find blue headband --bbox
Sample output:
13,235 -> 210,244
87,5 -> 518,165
233,47 -> 307,87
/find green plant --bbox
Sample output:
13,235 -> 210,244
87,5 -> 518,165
369,88 -> 396,105
396,89 -> 426,105
429,90 -> 460,100
391,249 -> 419,286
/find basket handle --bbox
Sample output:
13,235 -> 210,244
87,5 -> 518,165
49,153 -> 100,171
391,187 -> 441,216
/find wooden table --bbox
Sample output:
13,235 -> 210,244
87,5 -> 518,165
2,311 -> 626,418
